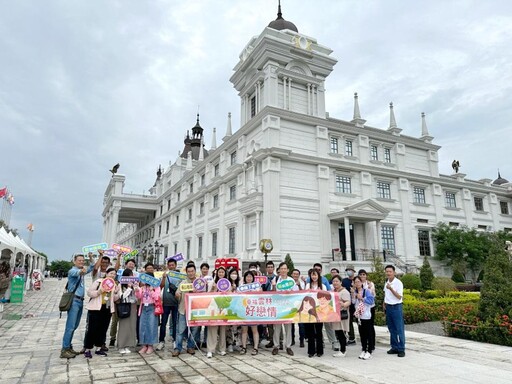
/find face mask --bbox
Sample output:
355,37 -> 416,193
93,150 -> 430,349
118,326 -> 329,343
230,274 -> 237,280
347,271 -> 354,277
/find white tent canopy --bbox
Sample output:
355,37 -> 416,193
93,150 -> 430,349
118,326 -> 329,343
0,227 -> 37,255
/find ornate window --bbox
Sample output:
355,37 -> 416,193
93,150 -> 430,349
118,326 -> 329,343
335,175 -> 351,194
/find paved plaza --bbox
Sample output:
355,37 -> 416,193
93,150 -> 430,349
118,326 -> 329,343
1,279 -> 511,384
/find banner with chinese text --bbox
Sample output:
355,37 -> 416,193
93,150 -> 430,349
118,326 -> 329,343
185,290 -> 340,326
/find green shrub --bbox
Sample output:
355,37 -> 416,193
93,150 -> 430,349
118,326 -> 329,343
401,273 -> 422,290
451,269 -> 466,283
432,277 -> 456,294
479,239 -> 512,321
419,256 -> 434,290
367,255 -> 386,309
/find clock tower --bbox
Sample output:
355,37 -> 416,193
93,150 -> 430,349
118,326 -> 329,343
230,3 -> 337,126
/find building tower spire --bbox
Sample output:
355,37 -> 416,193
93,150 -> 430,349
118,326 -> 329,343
351,92 -> 366,128
198,136 -> 204,161
420,112 -> 433,143
211,127 -> 217,150
223,112 -> 232,142
387,102 -> 402,136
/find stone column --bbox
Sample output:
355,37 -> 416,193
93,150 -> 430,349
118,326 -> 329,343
344,217 -> 352,261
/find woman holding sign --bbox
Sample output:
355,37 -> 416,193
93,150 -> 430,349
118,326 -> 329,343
134,272 -> 161,354
304,269 -> 327,358
239,270 -> 260,356
117,269 -> 138,354
83,268 -> 120,358
206,267 -> 228,358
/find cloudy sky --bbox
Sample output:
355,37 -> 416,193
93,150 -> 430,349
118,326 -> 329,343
1,0 -> 511,261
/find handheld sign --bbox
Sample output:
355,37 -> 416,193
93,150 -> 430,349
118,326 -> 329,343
112,244 -> 132,254
214,257 -> 239,270
237,282 -> 261,292
123,249 -> 139,261
101,278 -> 116,292
193,278 -> 207,292
277,279 -> 295,291
166,253 -> 184,262
104,249 -> 118,257
180,283 -> 194,292
254,275 -> 268,285
139,273 -> 161,287
217,278 -> 231,292
119,276 -> 139,284
82,242 -> 108,254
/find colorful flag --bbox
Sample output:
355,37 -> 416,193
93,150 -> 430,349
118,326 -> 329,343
27,223 -> 34,231
7,193 -> 14,205
0,187 -> 6,199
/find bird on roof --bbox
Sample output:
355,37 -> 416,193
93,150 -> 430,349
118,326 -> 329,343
110,163 -> 120,176
451,160 -> 460,173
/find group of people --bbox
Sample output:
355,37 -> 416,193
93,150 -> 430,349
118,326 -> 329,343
60,252 -> 406,361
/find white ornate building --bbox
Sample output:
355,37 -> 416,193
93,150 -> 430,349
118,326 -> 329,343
102,7 -> 512,274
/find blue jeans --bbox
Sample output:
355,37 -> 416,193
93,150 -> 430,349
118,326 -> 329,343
62,297 -> 84,349
159,305 -> 178,342
386,303 -> 405,352
175,313 -> 200,352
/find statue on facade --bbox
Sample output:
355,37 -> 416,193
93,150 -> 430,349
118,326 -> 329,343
109,163 -> 120,176
451,160 -> 460,173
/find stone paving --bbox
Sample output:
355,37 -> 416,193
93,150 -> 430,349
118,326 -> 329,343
0,279 -> 357,384
1,278 -> 512,384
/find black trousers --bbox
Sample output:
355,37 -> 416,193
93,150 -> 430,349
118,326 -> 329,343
358,319 -> 375,353
348,304 -> 355,340
84,304 -> 112,349
335,330 -> 347,353
305,322 -> 323,356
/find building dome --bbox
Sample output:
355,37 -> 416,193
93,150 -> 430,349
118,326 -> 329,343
268,3 -> 298,33
180,116 -> 209,160
492,171 -> 509,186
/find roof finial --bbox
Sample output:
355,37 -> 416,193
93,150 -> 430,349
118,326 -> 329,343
198,136 -> 204,161
211,127 -> 217,150
498,169 -> 501,179
223,112 -> 232,142
277,0 -> 282,19
389,102 -> 397,129
351,92 -> 366,128
421,112 -> 429,136
353,92 -> 361,120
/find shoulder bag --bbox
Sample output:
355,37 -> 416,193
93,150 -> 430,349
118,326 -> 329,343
59,276 -> 81,312
116,289 -> 131,319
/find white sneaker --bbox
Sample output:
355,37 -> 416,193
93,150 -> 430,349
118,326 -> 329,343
119,348 -> 127,354
156,342 -> 165,351
362,352 -> 372,360
219,351 -> 227,356
207,352 -> 212,358
359,351 -> 366,359
124,348 -> 131,354
227,345 -> 233,353
333,351 -> 346,357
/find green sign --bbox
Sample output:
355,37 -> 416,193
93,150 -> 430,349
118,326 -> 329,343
10,276 -> 25,303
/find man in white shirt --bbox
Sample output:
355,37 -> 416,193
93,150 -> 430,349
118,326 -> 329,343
271,262 -> 297,356
383,265 -> 405,357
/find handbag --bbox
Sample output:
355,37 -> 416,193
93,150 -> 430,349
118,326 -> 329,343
154,296 -> 164,316
117,298 -> 131,319
340,308 -> 349,320
59,276 -> 81,312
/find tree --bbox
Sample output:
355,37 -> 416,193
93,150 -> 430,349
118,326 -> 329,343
419,256 -> 434,290
432,223 -> 492,283
284,253 -> 294,277
368,254 -> 386,309
49,260 -> 73,275
479,235 -> 512,320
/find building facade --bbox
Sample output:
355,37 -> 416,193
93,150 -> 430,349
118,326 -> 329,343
102,9 -> 512,274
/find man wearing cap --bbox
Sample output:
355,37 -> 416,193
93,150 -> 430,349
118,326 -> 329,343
342,265 -> 357,344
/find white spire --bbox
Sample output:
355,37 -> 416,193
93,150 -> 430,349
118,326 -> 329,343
198,136 -> 204,161
186,151 -> 193,170
223,112 -> 232,142
351,92 -> 366,128
211,127 -> 217,150
353,92 -> 361,119
389,102 -> 397,129
387,102 -> 402,135
420,112 -> 433,143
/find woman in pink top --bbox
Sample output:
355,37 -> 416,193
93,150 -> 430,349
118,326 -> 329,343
134,273 -> 161,354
